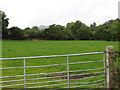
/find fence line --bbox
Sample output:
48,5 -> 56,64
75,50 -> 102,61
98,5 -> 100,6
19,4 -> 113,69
0,60 -> 104,70
0,68 -> 104,79
1,52 -> 105,89
0,72 -> 105,84
0,52 -> 104,60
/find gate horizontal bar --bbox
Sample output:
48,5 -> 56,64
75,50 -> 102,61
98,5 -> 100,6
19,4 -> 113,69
0,60 -> 104,70
27,79 -> 68,85
28,83 -> 68,88
29,81 -> 104,88
1,75 -> 105,87
68,72 -> 104,77
70,75 -> 105,81
27,78 -> 104,86
70,79 -> 104,85
1,52 -> 104,60
69,83 -> 105,88
24,71 -> 105,81
0,68 -> 104,79
0,79 -> 25,83
0,83 -> 24,88
0,72 -> 104,83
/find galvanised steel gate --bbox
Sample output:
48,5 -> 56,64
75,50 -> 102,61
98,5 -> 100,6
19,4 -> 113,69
0,52 -> 106,89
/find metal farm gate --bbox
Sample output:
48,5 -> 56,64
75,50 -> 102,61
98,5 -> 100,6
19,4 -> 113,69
0,52 -> 106,89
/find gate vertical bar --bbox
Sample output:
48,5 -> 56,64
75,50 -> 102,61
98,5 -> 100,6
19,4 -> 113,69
67,55 -> 70,89
24,58 -> 27,89
103,51 -> 107,88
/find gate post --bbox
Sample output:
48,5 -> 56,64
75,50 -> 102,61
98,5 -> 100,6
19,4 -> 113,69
105,46 -> 115,88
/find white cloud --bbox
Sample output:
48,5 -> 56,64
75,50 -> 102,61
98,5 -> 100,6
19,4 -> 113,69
0,0 -> 119,28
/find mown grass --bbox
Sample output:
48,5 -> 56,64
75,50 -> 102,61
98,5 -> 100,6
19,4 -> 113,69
2,40 -> 118,88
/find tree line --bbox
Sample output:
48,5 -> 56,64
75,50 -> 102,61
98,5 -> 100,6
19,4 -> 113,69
1,11 -> 119,41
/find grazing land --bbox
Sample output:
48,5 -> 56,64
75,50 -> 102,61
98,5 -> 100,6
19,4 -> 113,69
2,40 -> 118,88
2,40 -> 118,58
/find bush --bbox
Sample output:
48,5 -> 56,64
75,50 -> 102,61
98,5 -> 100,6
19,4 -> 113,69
110,51 -> 120,88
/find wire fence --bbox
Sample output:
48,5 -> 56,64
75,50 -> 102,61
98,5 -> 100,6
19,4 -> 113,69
0,52 -> 105,89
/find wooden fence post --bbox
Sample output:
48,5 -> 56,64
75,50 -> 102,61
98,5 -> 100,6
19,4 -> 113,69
106,46 -> 115,88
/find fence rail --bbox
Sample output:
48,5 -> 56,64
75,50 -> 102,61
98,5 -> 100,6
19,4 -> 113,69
0,52 -> 104,60
1,52 -> 105,89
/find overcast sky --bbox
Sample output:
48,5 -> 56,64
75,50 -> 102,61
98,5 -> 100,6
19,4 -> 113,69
0,0 -> 119,29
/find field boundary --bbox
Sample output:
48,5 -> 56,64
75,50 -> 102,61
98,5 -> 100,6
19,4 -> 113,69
0,52 -> 107,89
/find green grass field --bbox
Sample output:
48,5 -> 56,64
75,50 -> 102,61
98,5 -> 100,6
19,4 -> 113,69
2,40 -> 118,88
2,40 -> 118,58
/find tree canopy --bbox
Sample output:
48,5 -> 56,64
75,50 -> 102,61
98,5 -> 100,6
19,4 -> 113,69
1,11 -> 120,41
0,10 -> 9,39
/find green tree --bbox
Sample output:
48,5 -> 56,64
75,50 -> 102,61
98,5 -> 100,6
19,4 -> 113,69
0,11 -> 9,39
71,21 -> 82,39
23,26 -> 40,39
90,22 -> 97,40
30,26 -> 40,39
109,19 -> 119,41
9,27 -> 24,40
65,22 -> 75,40
43,24 -> 65,40
66,21 -> 91,40
90,22 -> 97,30
93,25 -> 105,40
75,25 -> 91,40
